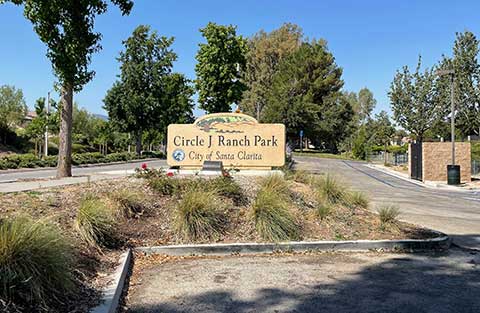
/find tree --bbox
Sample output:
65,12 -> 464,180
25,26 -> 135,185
24,98 -> 47,156
3,0 -> 133,177
195,22 -> 247,113
438,31 -> 480,137
263,40 -> 347,151
0,85 -> 27,144
357,88 -> 376,123
240,23 -> 303,119
389,56 -> 443,142
370,111 -> 395,165
104,25 -> 191,154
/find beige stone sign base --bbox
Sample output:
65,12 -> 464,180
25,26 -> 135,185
167,113 -> 286,169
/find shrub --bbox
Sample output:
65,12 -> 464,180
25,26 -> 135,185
135,167 -> 166,179
110,190 -> 147,218
74,196 -> 118,248
148,175 -> 180,195
377,205 -> 400,225
315,174 -> 346,205
174,190 -> 225,240
0,216 -> 73,308
252,187 -> 300,241
345,191 -> 369,209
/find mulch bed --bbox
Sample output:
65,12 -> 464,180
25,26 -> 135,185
0,175 -> 440,312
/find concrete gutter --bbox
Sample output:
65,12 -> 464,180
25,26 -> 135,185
89,235 -> 449,313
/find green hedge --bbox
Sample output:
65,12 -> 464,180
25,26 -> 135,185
370,145 -> 408,154
0,151 -> 165,170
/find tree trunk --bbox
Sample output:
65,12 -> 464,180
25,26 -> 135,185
135,131 -> 142,156
57,83 -> 73,178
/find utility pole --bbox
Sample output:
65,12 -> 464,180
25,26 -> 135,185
44,91 -> 50,157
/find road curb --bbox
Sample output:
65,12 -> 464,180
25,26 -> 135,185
136,236 -> 451,255
90,235 -> 450,313
91,249 -> 132,313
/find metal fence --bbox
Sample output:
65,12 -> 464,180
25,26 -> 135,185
368,152 -> 408,166
472,159 -> 480,176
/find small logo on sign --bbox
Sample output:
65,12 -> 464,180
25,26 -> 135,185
172,149 -> 185,162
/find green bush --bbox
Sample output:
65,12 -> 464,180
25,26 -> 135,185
377,205 -> 400,225
148,175 -> 181,195
174,190 -> 225,240
252,187 -> 300,241
0,216 -> 73,309
0,151 -> 165,170
74,196 -> 118,248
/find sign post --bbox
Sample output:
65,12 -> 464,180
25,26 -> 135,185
299,130 -> 304,153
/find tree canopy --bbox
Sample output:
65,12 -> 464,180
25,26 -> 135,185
2,0 -> 133,177
0,85 -> 27,144
389,56 -> 443,142
104,25 -> 193,154
195,22 -> 247,113
240,23 -> 303,119
262,40 -> 351,151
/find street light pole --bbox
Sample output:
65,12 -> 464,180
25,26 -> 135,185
437,68 -> 458,184
450,73 -> 455,165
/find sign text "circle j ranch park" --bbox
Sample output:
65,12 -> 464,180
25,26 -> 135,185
167,113 -> 286,168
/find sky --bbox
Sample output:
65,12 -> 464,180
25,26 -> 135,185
0,0 -> 479,118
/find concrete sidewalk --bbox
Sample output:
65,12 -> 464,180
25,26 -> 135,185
0,171 -> 134,193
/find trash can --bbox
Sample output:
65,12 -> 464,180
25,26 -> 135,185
447,164 -> 461,185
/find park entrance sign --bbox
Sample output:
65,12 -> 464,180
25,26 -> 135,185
167,113 -> 285,168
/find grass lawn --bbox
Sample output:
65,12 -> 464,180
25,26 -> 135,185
293,150 -> 358,161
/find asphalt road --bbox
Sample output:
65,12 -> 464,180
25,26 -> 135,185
0,159 -> 167,183
294,156 -> 480,249
127,249 -> 480,313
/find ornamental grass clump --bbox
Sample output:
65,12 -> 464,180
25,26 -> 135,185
110,189 -> 147,218
315,174 -> 347,205
0,216 -> 73,309
74,196 -> 118,248
345,191 -> 370,210
205,176 -> 244,203
174,190 -> 226,240
259,174 -> 291,196
252,187 -> 300,242
377,205 -> 400,226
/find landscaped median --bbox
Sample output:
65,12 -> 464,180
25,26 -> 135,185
0,168 -> 448,313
